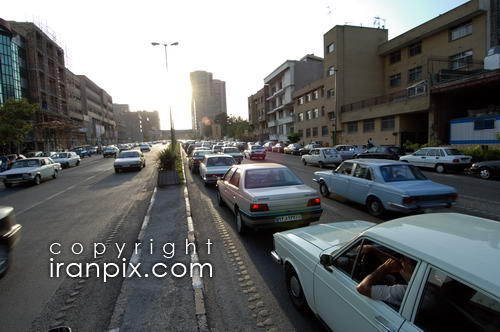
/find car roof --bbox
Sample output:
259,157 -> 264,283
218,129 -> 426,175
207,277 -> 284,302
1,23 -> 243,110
205,154 -> 233,158
364,213 -> 500,297
343,159 -> 404,166
233,163 -> 287,170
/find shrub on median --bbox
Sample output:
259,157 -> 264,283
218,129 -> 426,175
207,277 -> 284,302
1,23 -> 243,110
458,145 -> 500,162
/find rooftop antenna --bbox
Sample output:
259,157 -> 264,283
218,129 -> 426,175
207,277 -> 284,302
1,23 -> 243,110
373,16 -> 386,29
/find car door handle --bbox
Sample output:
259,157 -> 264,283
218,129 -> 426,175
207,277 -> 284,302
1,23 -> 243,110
374,315 -> 396,332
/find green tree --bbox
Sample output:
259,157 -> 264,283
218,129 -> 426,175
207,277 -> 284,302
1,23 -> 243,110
223,115 -> 251,140
0,98 -> 37,149
287,132 -> 301,143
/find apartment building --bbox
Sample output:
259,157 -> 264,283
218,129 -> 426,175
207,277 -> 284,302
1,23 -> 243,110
248,87 -> 267,141
340,0 -> 497,146
264,54 -> 323,142
137,110 -> 161,141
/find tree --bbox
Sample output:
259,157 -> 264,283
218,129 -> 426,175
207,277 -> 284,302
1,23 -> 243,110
223,115 -> 251,140
0,99 -> 37,151
287,132 -> 301,143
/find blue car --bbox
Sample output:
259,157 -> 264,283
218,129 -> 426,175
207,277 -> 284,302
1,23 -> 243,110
313,159 -> 457,216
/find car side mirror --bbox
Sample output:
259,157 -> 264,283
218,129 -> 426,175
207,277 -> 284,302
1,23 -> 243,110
320,254 -> 334,268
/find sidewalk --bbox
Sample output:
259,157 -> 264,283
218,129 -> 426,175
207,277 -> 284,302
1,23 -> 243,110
108,185 -> 198,331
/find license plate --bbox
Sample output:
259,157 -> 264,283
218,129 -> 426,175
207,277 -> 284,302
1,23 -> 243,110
275,215 -> 302,223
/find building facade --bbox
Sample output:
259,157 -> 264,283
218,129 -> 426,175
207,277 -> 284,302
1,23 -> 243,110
190,70 -> 227,138
248,87 -> 267,141
137,110 -> 161,141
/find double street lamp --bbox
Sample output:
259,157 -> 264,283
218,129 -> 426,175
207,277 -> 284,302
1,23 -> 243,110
151,41 -> 179,71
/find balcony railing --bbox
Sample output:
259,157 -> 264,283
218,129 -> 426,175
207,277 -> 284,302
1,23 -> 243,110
341,89 -> 413,113
427,57 -> 485,86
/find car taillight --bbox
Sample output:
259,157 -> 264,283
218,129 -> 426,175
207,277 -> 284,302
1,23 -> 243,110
452,159 -> 459,163
250,203 -> 269,212
307,198 -> 321,206
402,196 -> 416,205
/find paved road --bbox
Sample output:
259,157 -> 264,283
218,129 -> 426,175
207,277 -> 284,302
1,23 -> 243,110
0,148 -> 159,331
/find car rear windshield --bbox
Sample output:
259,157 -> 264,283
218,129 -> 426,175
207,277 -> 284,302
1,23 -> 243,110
193,151 -> 210,157
444,148 -> 462,155
223,148 -> 239,153
118,151 -> 140,158
245,168 -> 303,189
251,145 -> 264,150
206,157 -> 235,166
380,165 -> 427,182
12,159 -> 40,168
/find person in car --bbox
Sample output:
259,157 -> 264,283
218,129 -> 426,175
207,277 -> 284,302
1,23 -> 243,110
356,248 -> 416,308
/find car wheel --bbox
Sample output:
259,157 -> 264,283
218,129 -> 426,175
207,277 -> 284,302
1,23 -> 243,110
435,163 -> 446,174
318,161 -> 324,168
319,182 -> 330,197
52,170 -> 58,179
115,168 -> 120,173
235,209 -> 247,234
0,244 -> 9,277
76,160 -> 80,166
479,167 -> 492,180
302,159 -> 307,166
217,190 -> 225,207
33,175 -> 41,185
366,197 -> 385,217
286,266 -> 309,313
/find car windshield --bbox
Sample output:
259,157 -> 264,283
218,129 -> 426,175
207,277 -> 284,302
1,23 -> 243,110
380,164 -> 427,182
55,153 -> 68,158
223,148 -> 239,153
206,157 -> 235,166
322,149 -> 336,155
12,159 -> 40,168
193,151 -> 210,157
118,151 -> 140,158
444,148 -> 462,155
245,168 -> 303,189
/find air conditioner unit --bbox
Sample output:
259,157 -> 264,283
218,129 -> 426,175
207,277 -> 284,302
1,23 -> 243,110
484,46 -> 500,70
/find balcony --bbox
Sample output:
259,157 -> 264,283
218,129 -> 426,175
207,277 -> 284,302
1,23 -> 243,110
267,119 -> 277,127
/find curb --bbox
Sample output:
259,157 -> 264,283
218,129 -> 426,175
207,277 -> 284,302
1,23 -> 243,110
107,187 -> 158,331
181,148 -> 209,332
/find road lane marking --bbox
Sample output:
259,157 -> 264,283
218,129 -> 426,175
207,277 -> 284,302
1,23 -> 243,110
17,172 -> 104,216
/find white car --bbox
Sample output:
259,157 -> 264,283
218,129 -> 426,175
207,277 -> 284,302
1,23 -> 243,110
216,163 -> 323,234
199,154 -> 235,186
271,213 -> 500,332
334,144 -> 362,160
221,147 -> 244,164
51,152 -> 81,168
0,157 -> 60,187
400,147 -> 472,173
114,150 -> 145,173
139,143 -> 151,152
301,148 -> 342,168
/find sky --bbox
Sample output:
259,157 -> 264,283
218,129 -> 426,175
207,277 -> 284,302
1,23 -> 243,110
4,0 -> 469,130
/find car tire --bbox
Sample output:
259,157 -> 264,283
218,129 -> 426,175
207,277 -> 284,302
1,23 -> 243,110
115,168 -> 120,173
302,159 -> 307,166
366,197 -> 385,217
479,167 -> 492,180
0,244 -> 9,277
435,163 -> 446,174
52,170 -> 58,179
319,182 -> 330,198
318,161 -> 324,168
217,190 -> 224,207
235,209 -> 247,235
286,266 -> 309,313
76,160 -> 80,166
33,175 -> 41,185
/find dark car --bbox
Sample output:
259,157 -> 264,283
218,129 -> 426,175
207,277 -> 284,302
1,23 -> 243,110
284,143 -> 303,155
466,160 -> 500,180
0,206 -> 22,277
188,150 -> 211,173
355,146 -> 403,160
0,154 -> 26,171
71,147 -> 91,158
299,143 -> 321,155
271,143 -> 285,153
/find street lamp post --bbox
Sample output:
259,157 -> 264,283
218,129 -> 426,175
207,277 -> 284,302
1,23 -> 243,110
151,41 -> 179,71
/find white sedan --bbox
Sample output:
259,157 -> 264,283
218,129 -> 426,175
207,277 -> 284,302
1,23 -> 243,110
301,148 -> 342,168
216,163 -> 323,234
51,152 -> 81,168
114,150 -> 145,173
272,213 -> 500,332
0,157 -> 60,187
199,154 -> 235,186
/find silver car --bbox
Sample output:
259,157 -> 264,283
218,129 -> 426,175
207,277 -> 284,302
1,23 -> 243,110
0,158 -> 60,187
51,152 -> 81,168
216,163 -> 323,234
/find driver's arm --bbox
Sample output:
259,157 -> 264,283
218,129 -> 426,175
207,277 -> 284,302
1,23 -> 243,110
356,258 -> 401,298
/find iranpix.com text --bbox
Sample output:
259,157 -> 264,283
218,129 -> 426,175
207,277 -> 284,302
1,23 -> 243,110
48,238 -> 214,282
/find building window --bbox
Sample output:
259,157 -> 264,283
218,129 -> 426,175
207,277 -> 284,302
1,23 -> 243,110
313,108 -> 319,118
306,128 -> 311,137
321,126 -> 329,136
321,106 -> 325,117
408,66 -> 422,83
327,66 -> 335,76
408,42 -> 422,57
298,113 -> 304,122
327,42 -> 335,53
312,127 -> 318,137
363,119 -> 375,132
381,116 -> 395,131
474,118 -> 495,130
347,122 -> 358,133
389,50 -> 401,64
298,96 -> 304,105
326,89 -> 335,98
298,130 -> 303,137
306,110 -> 312,120
278,110 -> 283,119
449,50 -> 473,70
450,21 -> 472,41
313,90 -> 319,99
306,94 -> 312,102
328,111 -> 335,121
389,73 -> 401,87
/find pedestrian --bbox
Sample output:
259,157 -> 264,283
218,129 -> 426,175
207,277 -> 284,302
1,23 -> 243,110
367,138 -> 374,149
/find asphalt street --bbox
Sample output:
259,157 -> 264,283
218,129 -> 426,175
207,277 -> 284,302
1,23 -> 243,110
0,147 -> 159,331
